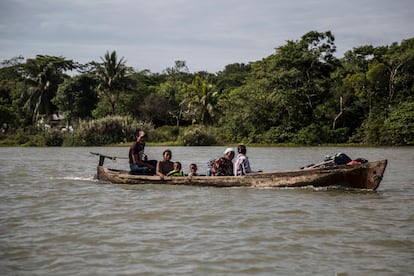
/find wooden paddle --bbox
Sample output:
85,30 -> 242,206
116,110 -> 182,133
301,159 -> 335,170
90,152 -> 128,160
90,152 -> 128,166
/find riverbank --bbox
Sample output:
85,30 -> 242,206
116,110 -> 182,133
0,131 -> 406,147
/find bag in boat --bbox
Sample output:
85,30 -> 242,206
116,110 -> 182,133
334,153 -> 352,165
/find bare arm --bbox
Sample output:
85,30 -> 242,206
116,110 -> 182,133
156,161 -> 166,178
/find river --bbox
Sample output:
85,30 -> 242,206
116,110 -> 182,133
0,146 -> 413,275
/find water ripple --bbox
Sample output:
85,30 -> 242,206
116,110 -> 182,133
1,146 -> 413,275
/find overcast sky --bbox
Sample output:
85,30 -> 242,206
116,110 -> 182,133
1,0 -> 413,73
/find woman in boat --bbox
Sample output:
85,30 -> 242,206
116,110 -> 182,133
234,144 -> 253,176
213,148 -> 235,176
167,161 -> 184,176
156,149 -> 174,179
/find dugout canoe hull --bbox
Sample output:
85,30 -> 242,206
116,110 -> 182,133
96,159 -> 387,190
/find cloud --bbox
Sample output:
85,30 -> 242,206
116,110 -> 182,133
0,0 -> 413,73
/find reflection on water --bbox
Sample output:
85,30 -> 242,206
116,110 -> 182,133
0,146 -> 413,275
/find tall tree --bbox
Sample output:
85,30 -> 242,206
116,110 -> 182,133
52,74 -> 98,125
382,38 -> 414,104
22,55 -> 76,123
123,70 -> 160,120
157,79 -> 188,126
0,56 -> 25,128
93,51 -> 131,115
216,63 -> 251,93
221,31 -> 338,142
183,75 -> 218,125
156,60 -> 193,126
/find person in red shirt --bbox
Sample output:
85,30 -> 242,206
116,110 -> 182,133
212,148 -> 235,176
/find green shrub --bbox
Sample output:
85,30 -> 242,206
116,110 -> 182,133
349,114 -> 385,145
261,126 -> 295,144
380,102 -> 414,145
0,128 -> 45,146
179,126 -> 217,146
69,116 -> 154,146
329,127 -> 350,144
205,125 -> 236,144
292,124 -> 329,145
150,125 -> 180,143
44,129 -> 64,146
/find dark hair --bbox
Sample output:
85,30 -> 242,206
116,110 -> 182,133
174,161 -> 182,169
190,163 -> 197,170
163,149 -> 172,155
238,144 -> 247,154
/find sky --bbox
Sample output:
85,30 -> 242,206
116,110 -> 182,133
1,0 -> 413,73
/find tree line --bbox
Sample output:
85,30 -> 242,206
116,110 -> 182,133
1,31 -> 413,146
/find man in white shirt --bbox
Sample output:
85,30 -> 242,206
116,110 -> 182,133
234,144 -> 252,176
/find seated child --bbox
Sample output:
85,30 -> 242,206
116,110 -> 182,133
188,163 -> 198,176
167,161 -> 184,176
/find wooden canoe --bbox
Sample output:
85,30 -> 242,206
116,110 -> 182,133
95,156 -> 387,190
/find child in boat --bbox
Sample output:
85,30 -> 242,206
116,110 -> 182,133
167,161 -> 184,176
156,149 -> 174,179
188,163 -> 198,176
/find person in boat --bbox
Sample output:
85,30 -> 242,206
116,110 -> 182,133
167,161 -> 184,176
212,148 -> 235,176
188,163 -> 198,176
128,130 -> 157,174
234,144 -> 253,176
156,149 -> 174,179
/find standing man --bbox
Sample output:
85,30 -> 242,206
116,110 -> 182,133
129,130 -> 157,174
234,144 -> 252,176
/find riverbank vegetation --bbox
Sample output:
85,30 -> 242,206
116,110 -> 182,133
1,31 -> 413,146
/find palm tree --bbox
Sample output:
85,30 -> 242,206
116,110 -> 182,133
23,55 -> 76,123
93,51 -> 129,115
185,75 -> 218,125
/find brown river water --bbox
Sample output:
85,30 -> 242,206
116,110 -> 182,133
0,146 -> 413,275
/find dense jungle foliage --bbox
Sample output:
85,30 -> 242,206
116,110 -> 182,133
1,31 -> 413,146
